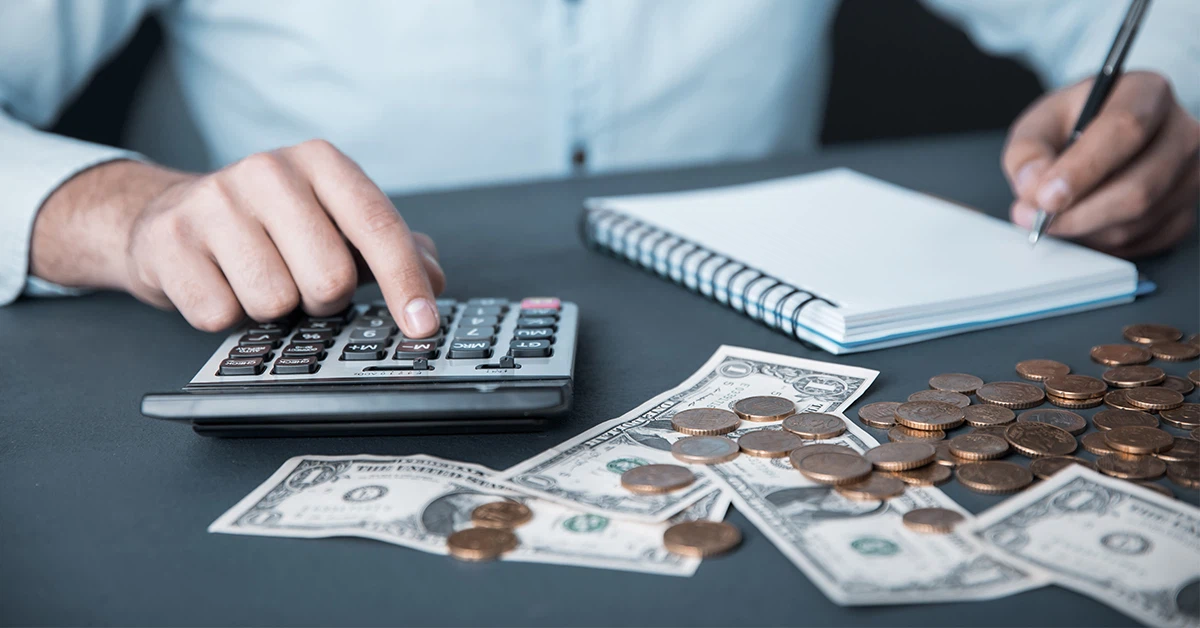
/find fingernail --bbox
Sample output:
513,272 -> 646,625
403,297 -> 439,337
1015,160 -> 1048,197
1012,202 -> 1037,229
1036,177 -> 1071,212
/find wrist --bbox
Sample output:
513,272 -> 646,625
29,159 -> 194,293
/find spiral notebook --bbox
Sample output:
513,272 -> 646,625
582,168 -> 1139,354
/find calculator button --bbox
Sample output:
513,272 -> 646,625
342,343 -> 386,361
298,319 -> 342,334
394,340 -> 439,359
248,322 -> 291,335
520,297 -> 560,311
435,299 -> 458,309
513,328 -> 554,342
356,317 -> 397,332
402,332 -> 445,345
454,327 -> 495,343
239,332 -> 282,347
509,339 -> 551,357
229,344 -> 273,360
272,356 -> 319,375
282,343 -> 327,360
516,316 -> 556,329
467,298 -> 508,308
459,316 -> 499,330
461,306 -> 503,318
448,340 -> 491,359
349,327 -> 395,343
519,308 -> 559,318
293,330 -> 335,346
219,357 -> 264,376
363,306 -> 393,319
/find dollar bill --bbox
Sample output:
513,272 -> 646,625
705,415 -> 1047,605
208,454 -> 730,577
968,465 -> 1200,628
499,345 -> 879,523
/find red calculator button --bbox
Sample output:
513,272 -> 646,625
520,297 -> 560,311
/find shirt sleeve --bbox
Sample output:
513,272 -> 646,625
0,0 -> 167,306
922,0 -> 1200,119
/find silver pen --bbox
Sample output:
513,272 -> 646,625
1029,0 -> 1151,245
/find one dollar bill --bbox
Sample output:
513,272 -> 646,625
968,465 -> 1200,628
209,454 -> 730,577
499,345 -> 879,523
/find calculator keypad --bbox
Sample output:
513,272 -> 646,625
187,297 -> 577,386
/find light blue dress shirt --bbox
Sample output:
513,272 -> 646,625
1,0 -> 1197,304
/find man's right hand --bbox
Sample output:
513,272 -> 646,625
30,139 -> 446,336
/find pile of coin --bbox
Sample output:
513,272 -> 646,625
446,500 -> 533,561
853,323 -> 1200,497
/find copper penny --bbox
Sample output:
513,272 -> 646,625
732,396 -> 796,422
835,473 -> 907,501
471,501 -> 533,529
663,521 -> 742,558
1015,359 -> 1070,382
446,527 -> 519,562
738,429 -> 804,458
888,463 -> 953,486
671,436 -> 741,465
1103,426 -> 1174,454
908,389 -> 972,408
782,413 -> 847,440
796,452 -> 874,485
1004,422 -> 1077,457
1122,323 -> 1182,345
863,442 -> 936,471
1096,453 -> 1166,480
1046,393 -> 1103,409
1101,365 -> 1166,388
888,425 -> 946,442
788,443 -> 858,469
1161,404 -> 1200,429
933,442 -> 964,467
1134,481 -> 1174,499
1125,387 -> 1185,412
1150,341 -> 1200,362
948,433 -> 1010,460
1161,375 -> 1196,396
902,507 -> 965,533
671,408 -> 741,436
1105,389 -> 1143,411
620,464 -> 696,494
963,405 -> 1016,427
1092,409 -> 1158,431
894,401 -> 965,431
1028,456 -> 1096,480
927,373 -> 984,395
976,382 -> 1045,409
1190,369 -> 1200,386
857,401 -> 901,429
1081,432 -> 1118,456
1016,409 -> 1087,435
1043,375 -> 1108,400
1089,344 -> 1152,366
969,425 -> 1012,439
1154,438 -> 1200,463
956,461 -> 1033,494
1166,461 -> 1200,488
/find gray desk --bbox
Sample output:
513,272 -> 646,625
2,132 -> 1196,626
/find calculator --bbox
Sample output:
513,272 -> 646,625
141,297 -> 577,437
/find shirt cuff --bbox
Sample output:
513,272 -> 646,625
0,116 -> 142,306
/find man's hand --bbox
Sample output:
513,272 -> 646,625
30,140 -> 445,335
1003,71 -> 1199,257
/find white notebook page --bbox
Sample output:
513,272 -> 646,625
588,169 -> 1137,322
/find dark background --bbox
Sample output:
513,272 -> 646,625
50,0 -> 1045,150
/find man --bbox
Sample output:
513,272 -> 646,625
2,1 -> 1197,339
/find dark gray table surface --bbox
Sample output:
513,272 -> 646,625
2,132 -> 1196,627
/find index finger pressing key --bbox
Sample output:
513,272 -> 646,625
292,140 -> 440,337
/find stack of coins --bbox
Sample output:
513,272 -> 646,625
848,323 -> 1200,499
446,501 -> 533,562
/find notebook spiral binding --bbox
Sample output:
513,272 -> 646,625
580,207 -> 834,349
